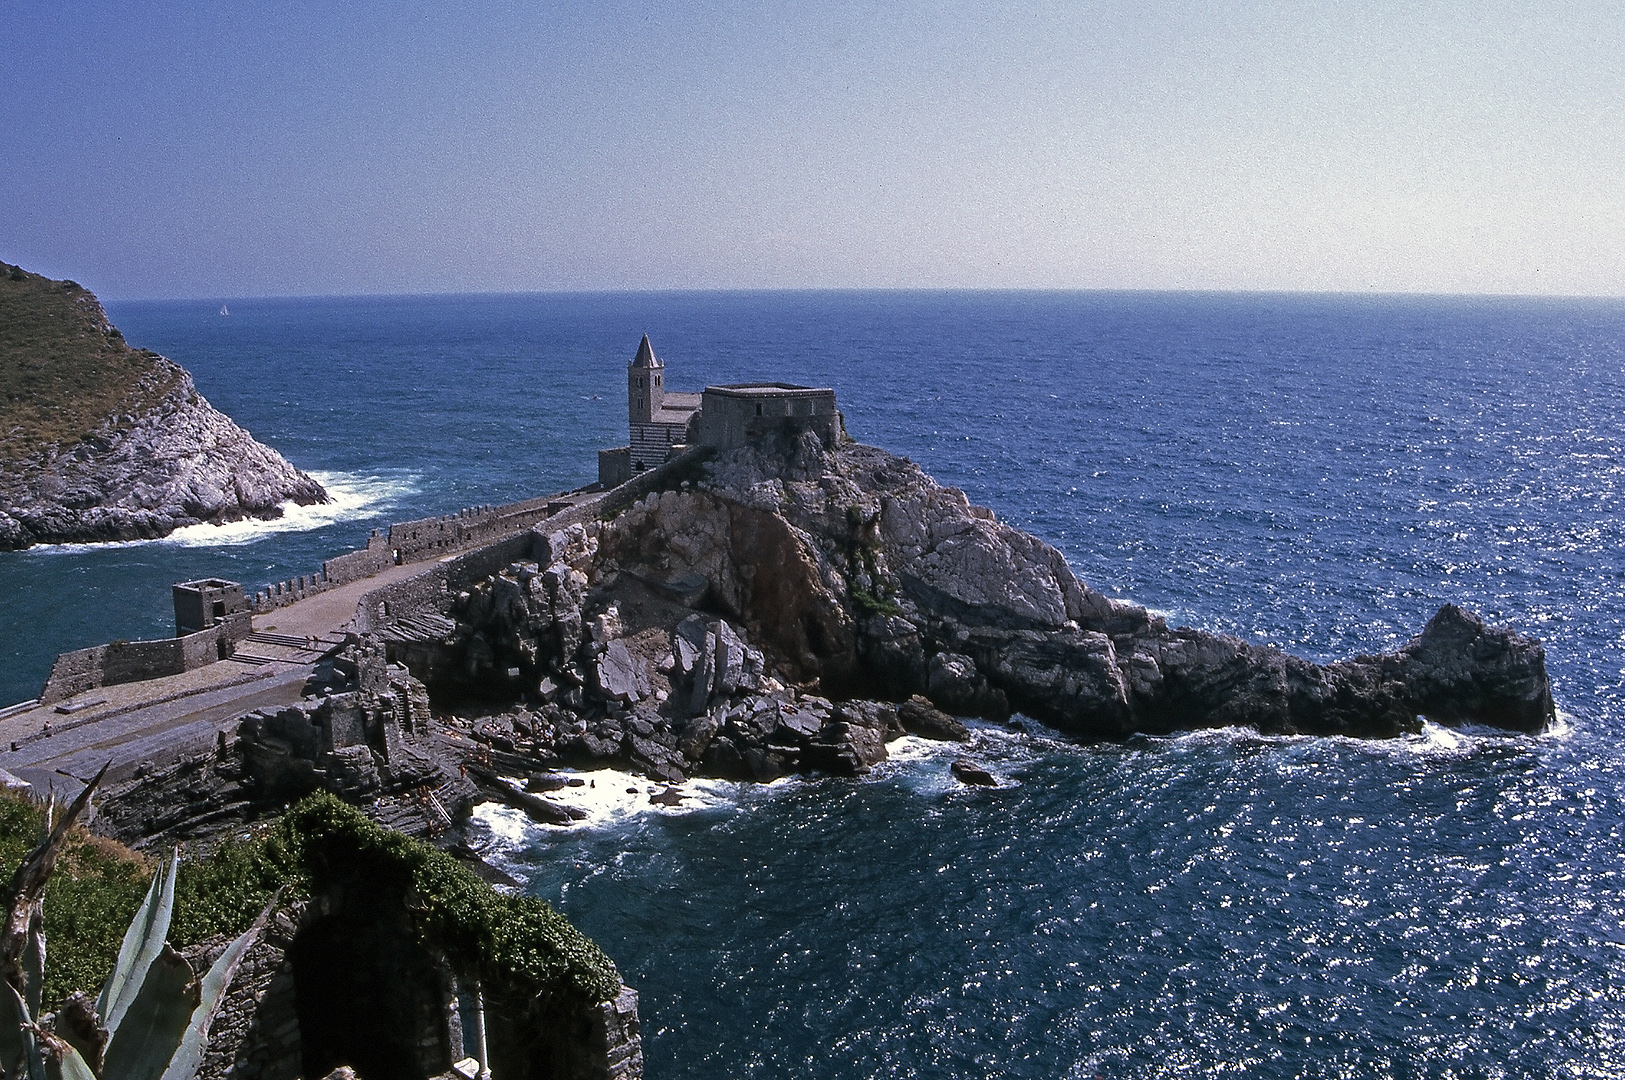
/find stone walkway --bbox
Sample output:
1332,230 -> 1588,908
0,556 -> 446,799
0,482 -> 617,801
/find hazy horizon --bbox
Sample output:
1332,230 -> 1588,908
5,1 -> 1622,301
95,286 -> 1625,306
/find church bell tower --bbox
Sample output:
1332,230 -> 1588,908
628,333 -> 663,426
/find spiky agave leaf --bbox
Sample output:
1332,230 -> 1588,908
154,894 -> 278,1080
19,808 -> 47,1023
41,1044 -> 93,1080
1,766 -> 108,1005
99,892 -> 278,1080
97,947 -> 194,1080
95,852 -> 178,1039
0,981 -> 45,1080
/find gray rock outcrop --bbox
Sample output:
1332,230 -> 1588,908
0,267 -> 327,547
392,427 -> 1553,793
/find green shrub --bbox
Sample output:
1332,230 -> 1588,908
0,790 -> 622,1012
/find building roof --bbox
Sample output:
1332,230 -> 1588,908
650,397 -> 701,425
704,382 -> 832,397
631,334 -> 661,369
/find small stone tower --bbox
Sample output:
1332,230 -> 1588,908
628,334 -> 663,425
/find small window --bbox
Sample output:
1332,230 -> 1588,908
755,404 -> 763,416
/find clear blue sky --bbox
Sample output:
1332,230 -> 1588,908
2,1 -> 1621,299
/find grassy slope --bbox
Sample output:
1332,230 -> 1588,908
0,262 -> 182,466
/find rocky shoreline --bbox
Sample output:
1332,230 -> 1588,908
0,264 -> 328,549
93,428 -> 1554,853
56,424 -> 1553,1080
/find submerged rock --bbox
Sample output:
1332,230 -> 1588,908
950,759 -> 998,787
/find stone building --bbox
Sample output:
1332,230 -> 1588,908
599,336 -> 840,487
173,577 -> 249,635
626,334 -> 701,472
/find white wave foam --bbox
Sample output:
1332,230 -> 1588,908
477,767 -> 764,835
1409,720 -> 1463,753
1544,708 -> 1576,740
1146,717 -> 1543,761
22,470 -> 417,554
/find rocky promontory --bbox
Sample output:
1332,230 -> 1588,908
365,426 -> 1553,792
86,425 -> 1555,844
0,262 -> 327,548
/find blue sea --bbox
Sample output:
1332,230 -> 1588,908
4,292 -> 1625,1077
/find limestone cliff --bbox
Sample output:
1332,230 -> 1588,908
0,262 -> 327,548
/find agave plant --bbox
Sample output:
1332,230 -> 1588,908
0,767 -> 274,1080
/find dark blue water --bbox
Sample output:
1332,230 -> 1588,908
5,292 -> 1624,1076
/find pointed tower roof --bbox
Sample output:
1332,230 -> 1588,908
631,334 -> 661,368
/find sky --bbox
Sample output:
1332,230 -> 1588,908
1,1 -> 1622,299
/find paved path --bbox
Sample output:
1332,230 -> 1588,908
0,555 -> 445,798
0,485 -> 613,800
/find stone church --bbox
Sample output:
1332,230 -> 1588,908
598,335 -> 841,487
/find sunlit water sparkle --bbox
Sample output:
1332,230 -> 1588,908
3,292 -> 1623,1076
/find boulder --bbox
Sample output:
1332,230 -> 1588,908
898,695 -> 970,742
950,759 -> 997,787
595,639 -> 648,703
1392,604 -> 1555,733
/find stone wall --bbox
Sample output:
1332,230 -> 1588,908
548,445 -> 714,535
599,447 -> 632,488
695,384 -> 840,451
35,450 -> 705,704
254,494 -> 572,615
194,892 -> 641,1080
353,566 -> 452,635
488,986 -> 643,1080
38,614 -> 249,704
323,530 -> 396,586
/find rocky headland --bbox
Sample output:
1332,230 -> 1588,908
0,262 -> 327,548
52,409 -> 1552,1080
95,426 -> 1554,853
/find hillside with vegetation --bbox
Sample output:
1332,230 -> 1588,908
0,262 -> 326,548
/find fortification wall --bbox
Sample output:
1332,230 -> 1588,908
252,494 -> 570,616
445,532 -> 539,592
696,386 -> 840,450
546,446 -> 713,536
35,447 -> 710,704
39,647 -> 107,705
324,531 -> 395,586
252,571 -> 335,613
39,621 -> 239,704
353,566 -> 452,635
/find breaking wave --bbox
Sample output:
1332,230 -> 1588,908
22,470 -> 418,553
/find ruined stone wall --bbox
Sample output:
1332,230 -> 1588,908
353,565 -> 452,634
38,621 -> 242,703
324,530 -> 395,586
193,891 -> 641,1080
488,986 -> 643,1080
189,909 -> 305,1080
